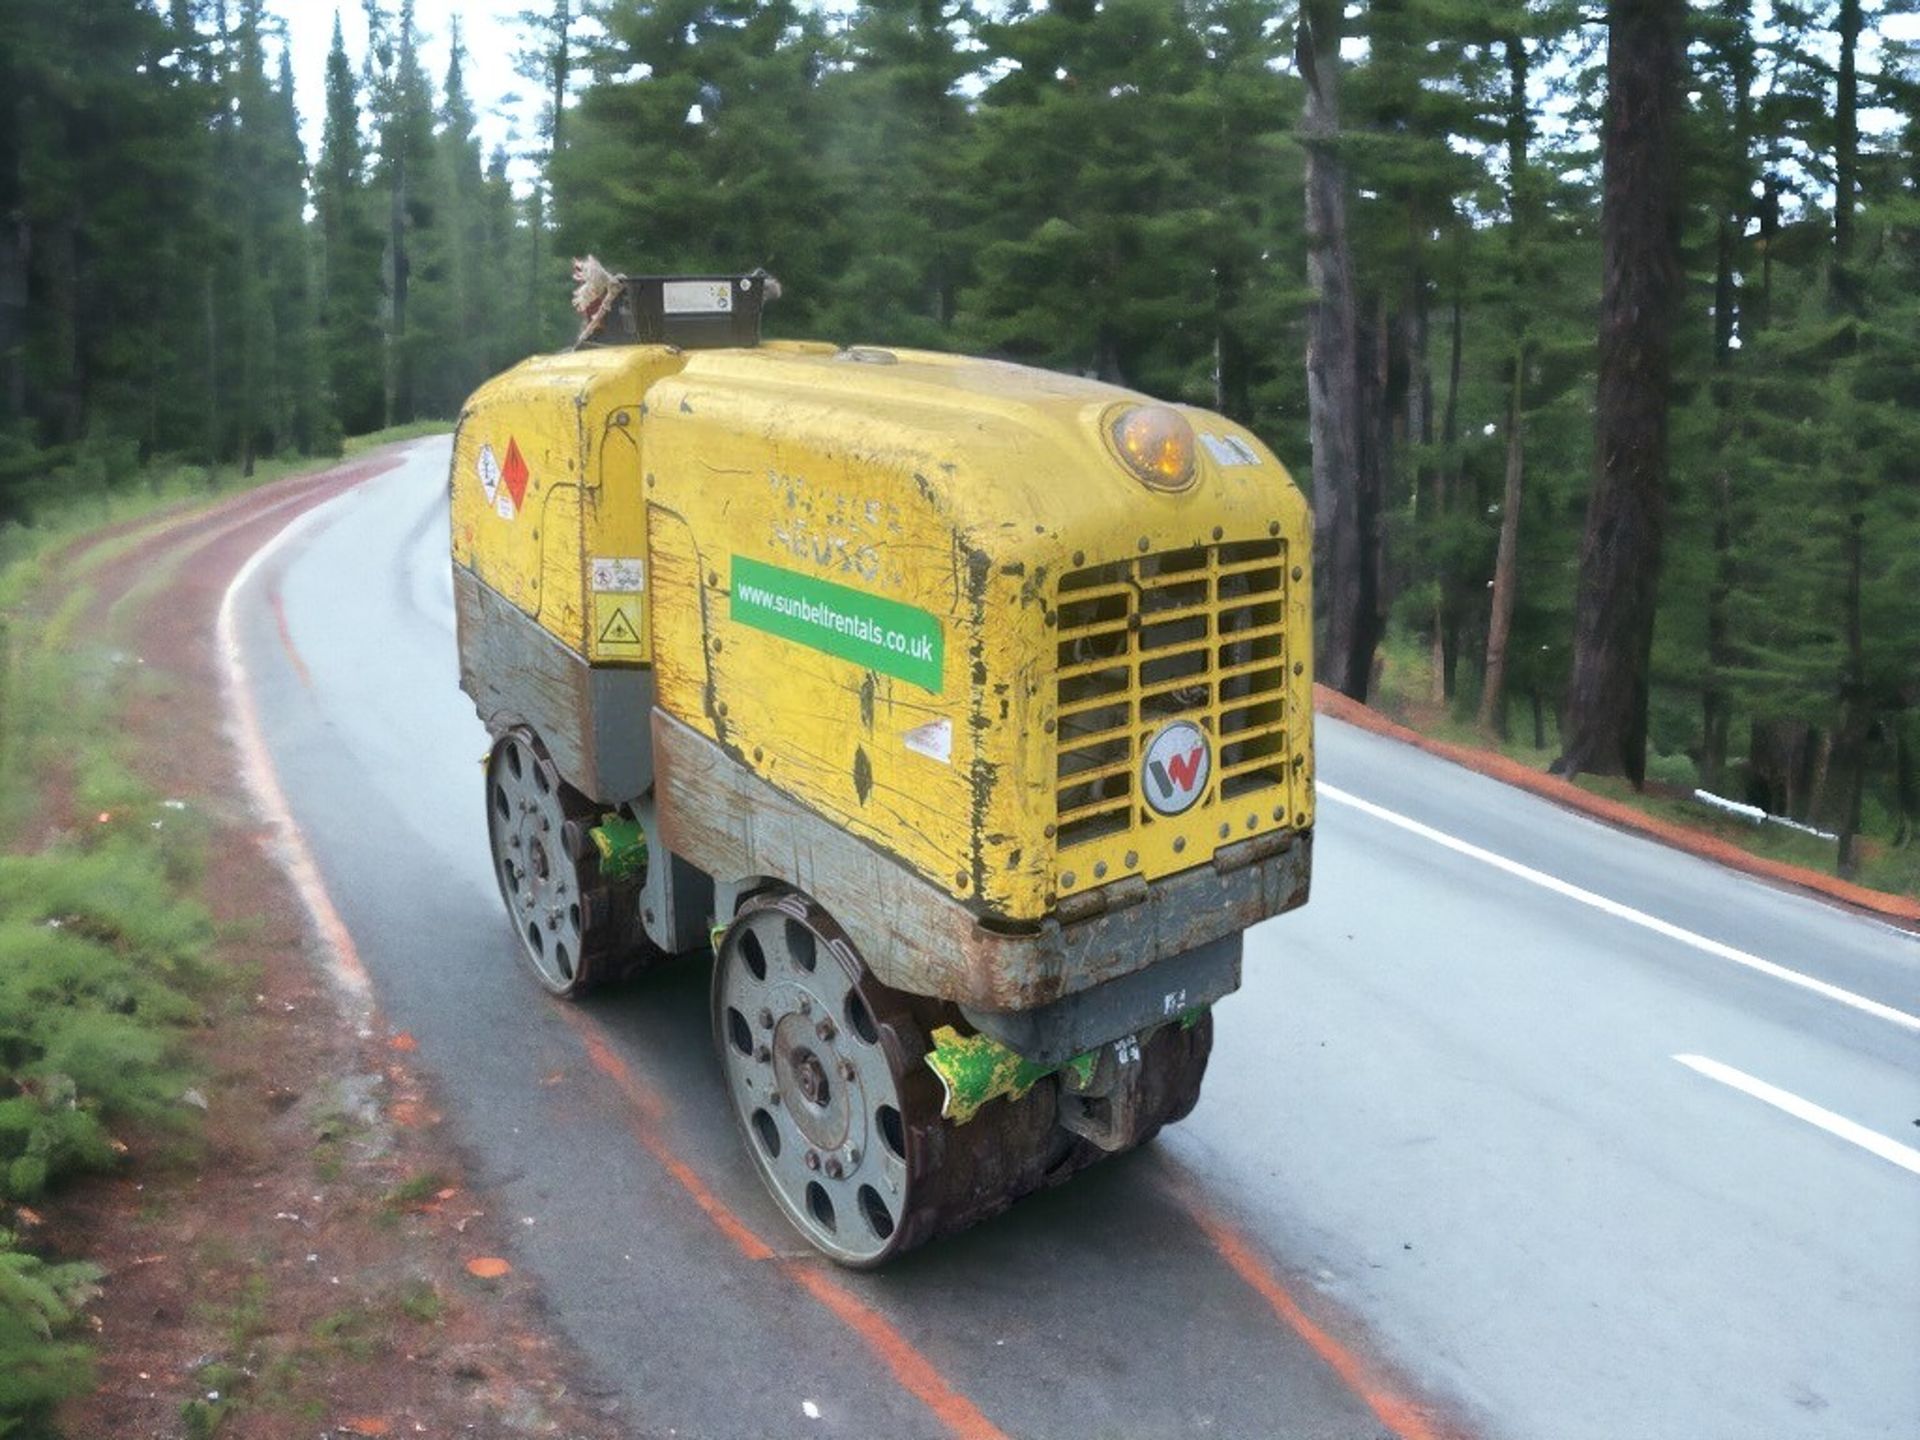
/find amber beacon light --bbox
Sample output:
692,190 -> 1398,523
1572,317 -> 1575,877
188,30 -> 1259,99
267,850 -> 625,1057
1109,404 -> 1197,492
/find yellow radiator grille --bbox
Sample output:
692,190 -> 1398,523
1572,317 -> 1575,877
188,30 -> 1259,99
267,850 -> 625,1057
1053,540 -> 1290,852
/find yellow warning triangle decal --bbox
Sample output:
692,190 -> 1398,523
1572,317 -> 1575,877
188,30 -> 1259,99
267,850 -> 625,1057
597,607 -> 641,646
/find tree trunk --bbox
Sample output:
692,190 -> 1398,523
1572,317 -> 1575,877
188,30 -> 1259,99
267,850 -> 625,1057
1704,6 -> 1755,784
549,0 -> 571,163
45,215 -> 82,443
0,212 -> 26,424
1806,729 -> 1831,823
1704,209 -> 1740,788
204,267 -> 221,472
1834,0 -> 1859,271
0,49 -> 20,422
1481,29 -> 1533,741
1297,0 -> 1378,701
386,153 -> 408,428
1756,175 -> 1778,331
1431,296 -> 1463,704
1834,513 -> 1868,876
1702,468 -> 1734,788
1094,322 -> 1125,385
0,73 -> 25,425
1406,271 -> 1430,492
1215,262 -> 1250,424
1894,712 -> 1917,848
1363,292 -> 1393,693
1554,0 -> 1684,785
1479,357 -> 1526,736
526,187 -> 546,356
1828,3 -> 1867,873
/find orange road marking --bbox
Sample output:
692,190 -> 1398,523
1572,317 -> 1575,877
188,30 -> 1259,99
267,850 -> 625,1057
572,1022 -> 771,1261
225,443 -> 1003,1440
270,586 -> 312,688
783,1264 -> 1008,1440
1178,1185 -> 1461,1440
562,1010 -> 1009,1440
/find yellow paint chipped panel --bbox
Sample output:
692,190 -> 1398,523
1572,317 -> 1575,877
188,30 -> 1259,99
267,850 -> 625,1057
452,346 -> 687,662
455,340 -> 1313,924
639,346 -> 1314,921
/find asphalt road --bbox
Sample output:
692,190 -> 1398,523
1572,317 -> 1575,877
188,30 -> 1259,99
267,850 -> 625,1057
230,438 -> 1920,1440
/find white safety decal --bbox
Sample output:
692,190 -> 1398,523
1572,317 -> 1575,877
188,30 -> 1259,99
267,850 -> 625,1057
591,557 -> 646,592
1201,433 -> 1262,467
903,716 -> 954,765
662,279 -> 734,315
476,443 -> 502,504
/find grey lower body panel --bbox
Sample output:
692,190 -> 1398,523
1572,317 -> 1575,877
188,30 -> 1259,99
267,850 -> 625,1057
453,565 -> 655,804
652,709 -> 1312,1014
962,933 -> 1241,1066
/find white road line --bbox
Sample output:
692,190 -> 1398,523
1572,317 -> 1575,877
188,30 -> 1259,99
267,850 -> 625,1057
217,479 -> 380,1005
1674,1054 -> 1920,1176
1317,783 -> 1920,1034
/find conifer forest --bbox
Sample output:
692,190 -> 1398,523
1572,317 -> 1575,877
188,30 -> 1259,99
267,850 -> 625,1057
1,0 -> 1915,882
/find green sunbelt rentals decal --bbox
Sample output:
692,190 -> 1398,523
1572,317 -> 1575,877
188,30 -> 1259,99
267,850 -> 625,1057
730,555 -> 944,693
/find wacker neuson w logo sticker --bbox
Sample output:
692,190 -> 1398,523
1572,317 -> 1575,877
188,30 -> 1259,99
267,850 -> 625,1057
1143,720 -> 1210,815
731,555 -> 944,693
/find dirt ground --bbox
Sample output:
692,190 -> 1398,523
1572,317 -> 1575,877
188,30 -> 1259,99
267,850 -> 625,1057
35,451 -> 629,1439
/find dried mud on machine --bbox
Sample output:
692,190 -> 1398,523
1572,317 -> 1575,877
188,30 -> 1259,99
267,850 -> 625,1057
451,271 -> 1316,1265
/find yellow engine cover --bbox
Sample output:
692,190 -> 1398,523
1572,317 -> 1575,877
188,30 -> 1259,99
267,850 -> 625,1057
644,345 -> 1314,922
454,340 -> 1314,925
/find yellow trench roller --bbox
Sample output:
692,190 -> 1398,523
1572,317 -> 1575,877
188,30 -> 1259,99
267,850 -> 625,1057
453,272 -> 1314,1265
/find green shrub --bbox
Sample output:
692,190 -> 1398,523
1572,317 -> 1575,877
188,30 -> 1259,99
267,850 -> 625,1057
0,424 -> 445,1435
0,1236 -> 98,1436
1645,749 -> 1702,792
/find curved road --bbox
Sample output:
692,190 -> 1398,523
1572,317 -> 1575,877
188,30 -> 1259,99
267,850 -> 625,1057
229,439 -> 1919,1440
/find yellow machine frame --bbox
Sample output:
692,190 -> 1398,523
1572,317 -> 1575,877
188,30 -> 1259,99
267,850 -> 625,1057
453,341 -> 1313,932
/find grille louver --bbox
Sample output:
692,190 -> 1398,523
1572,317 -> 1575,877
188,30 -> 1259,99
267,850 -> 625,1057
1054,540 -> 1290,851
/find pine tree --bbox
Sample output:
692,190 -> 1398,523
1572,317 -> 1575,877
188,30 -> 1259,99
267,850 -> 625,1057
511,0 -> 576,353
555,1 -> 843,334
367,0 -> 439,423
412,19 -> 490,417
1556,0 -> 1686,783
958,0 -> 1216,389
477,145 -> 527,376
813,1 -> 978,348
316,10 -> 386,438
217,1 -> 318,471
0,0 -> 220,469
1297,0 -> 1379,699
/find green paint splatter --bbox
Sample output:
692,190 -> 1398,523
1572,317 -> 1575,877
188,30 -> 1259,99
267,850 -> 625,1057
924,1026 -> 1099,1124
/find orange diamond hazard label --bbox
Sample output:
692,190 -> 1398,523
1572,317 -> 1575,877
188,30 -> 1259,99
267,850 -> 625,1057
496,438 -> 530,519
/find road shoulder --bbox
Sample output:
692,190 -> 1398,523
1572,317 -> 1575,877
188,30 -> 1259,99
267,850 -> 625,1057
1314,684 -> 1920,929
38,446 -> 625,1439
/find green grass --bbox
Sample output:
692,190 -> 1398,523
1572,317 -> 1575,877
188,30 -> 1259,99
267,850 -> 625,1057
344,419 -> 449,454
0,424 -> 448,1436
0,422 -> 448,613
381,1170 -> 449,1217
394,1277 -> 445,1326
173,1275 -> 444,1433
